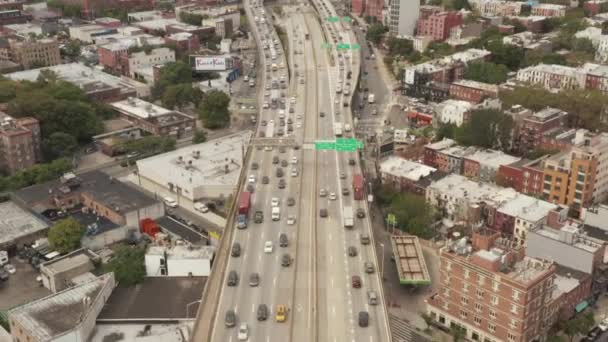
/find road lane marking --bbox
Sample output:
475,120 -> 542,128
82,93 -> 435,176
252,304 -> 255,313
273,276 -> 277,286
235,305 -> 238,314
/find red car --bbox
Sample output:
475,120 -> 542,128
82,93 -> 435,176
352,275 -> 362,288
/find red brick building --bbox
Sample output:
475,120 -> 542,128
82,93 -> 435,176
0,113 -> 40,175
584,0 -> 608,16
165,32 -> 200,53
427,230 -> 559,342
516,107 -> 568,154
97,44 -> 129,75
351,0 -> 364,16
449,80 -> 498,104
417,11 -> 463,41
498,158 -> 546,196
423,138 -> 456,169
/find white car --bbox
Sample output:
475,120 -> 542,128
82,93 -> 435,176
4,264 -> 15,274
163,197 -> 178,208
319,188 -> 327,197
269,119 -> 275,124
296,123 -> 302,128
296,114 -> 302,119
271,197 -> 280,207
291,157 -> 298,164
194,202 -> 209,213
329,192 -> 337,200
248,175 -> 256,183
600,318 -> 608,331
287,215 -> 296,225
238,323 -> 249,340
291,169 -> 298,177
264,241 -> 274,254
290,97 -> 296,104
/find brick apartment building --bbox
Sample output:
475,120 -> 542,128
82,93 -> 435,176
379,157 -> 440,195
0,0 -> 24,12
449,80 -> 499,104
53,0 -> 154,19
584,0 -> 608,16
417,11 -> 463,42
165,32 -> 200,53
506,106 -> 568,154
531,3 -> 567,17
9,38 -> 61,69
0,112 -> 41,175
517,63 -> 608,93
0,9 -> 30,25
427,230 -> 558,342
351,0 -> 364,16
498,158 -> 546,197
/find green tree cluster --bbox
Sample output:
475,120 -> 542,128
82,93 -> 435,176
179,12 -> 203,26
162,83 -> 203,109
48,218 -> 84,254
499,85 -> 608,130
375,184 -> 436,239
123,136 -> 176,155
523,50 -> 567,67
386,37 -> 414,56
561,312 -> 594,342
62,40 -> 82,61
439,109 -> 515,151
450,0 -> 471,10
193,129 -> 207,143
366,23 -> 388,44
0,158 -> 71,192
153,62 -> 202,110
104,245 -> 146,286
198,90 -> 231,129
463,61 -> 509,84
47,0 -> 82,17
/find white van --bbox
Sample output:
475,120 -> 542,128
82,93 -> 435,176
272,207 -> 281,221
164,197 -> 178,208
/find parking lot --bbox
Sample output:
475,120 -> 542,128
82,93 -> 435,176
0,257 -> 50,311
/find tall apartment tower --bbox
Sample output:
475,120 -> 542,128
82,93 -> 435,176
388,0 -> 420,36
0,113 -> 41,175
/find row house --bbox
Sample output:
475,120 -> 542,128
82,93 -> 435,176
449,79 -> 498,104
379,157 -> 442,195
417,11 -> 463,42
506,106 -> 568,154
517,63 -> 608,93
498,158 -> 546,197
468,0 -> 524,16
584,0 -> 608,16
575,27 -> 608,63
531,4 -> 567,17
462,150 -> 521,183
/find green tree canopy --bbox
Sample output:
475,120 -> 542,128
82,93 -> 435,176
366,23 -> 387,44
43,132 -> 78,159
48,218 -> 84,254
62,41 -> 82,61
446,109 -> 514,151
179,12 -> 203,26
198,90 -> 231,129
123,136 -> 176,156
162,83 -> 203,109
464,61 -> 509,84
104,245 -> 146,286
193,129 -> 207,143
386,37 -> 414,56
153,61 -> 193,99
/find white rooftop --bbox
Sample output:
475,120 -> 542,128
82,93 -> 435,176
136,131 -> 252,189
451,79 -> 498,92
407,49 -> 490,74
0,201 -> 49,248
135,18 -> 180,31
554,273 -> 581,294
3,23 -> 43,36
380,157 -> 436,181
426,138 -> 456,151
429,174 -> 520,206
147,245 -> 215,260
90,323 -> 192,342
497,194 -> 557,223
465,149 -> 520,169
112,98 -> 172,119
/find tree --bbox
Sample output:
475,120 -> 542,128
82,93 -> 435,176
62,41 -> 82,61
386,37 -> 414,56
198,90 -> 231,129
366,23 -> 387,44
162,83 -> 202,109
123,136 -> 176,155
43,132 -> 78,159
153,62 -> 193,99
451,0 -> 470,10
48,218 -> 84,254
0,158 -> 72,192
179,12 -> 203,26
572,37 -> 595,54
193,129 -> 207,143
451,325 -> 466,342
454,109 -> 514,151
420,313 -> 434,332
388,193 -> 436,238
464,61 -> 509,84
561,312 -> 594,342
104,245 -> 146,286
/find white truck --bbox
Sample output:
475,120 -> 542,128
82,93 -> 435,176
334,122 -> 343,136
343,206 -> 354,228
368,93 -> 375,104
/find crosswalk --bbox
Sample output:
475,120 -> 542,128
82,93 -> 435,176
389,314 -> 414,342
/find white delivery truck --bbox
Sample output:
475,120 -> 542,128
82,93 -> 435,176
368,93 -> 375,104
334,122 -> 343,136
343,206 -> 354,228
272,207 -> 281,221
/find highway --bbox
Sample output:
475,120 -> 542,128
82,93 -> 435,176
197,0 -> 392,340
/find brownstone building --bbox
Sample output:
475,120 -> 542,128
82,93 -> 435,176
9,38 -> 61,69
427,230 -> 559,342
0,112 -> 40,175
449,79 -> 498,104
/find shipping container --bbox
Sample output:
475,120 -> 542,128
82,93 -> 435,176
353,174 -> 364,200
239,191 -> 252,215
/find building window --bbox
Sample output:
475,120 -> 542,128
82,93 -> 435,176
474,316 -> 482,325
511,304 -> 518,314
460,310 -> 468,318
444,288 -> 450,296
461,296 -> 469,305
488,323 -> 496,332
489,310 -> 496,320
464,269 -> 470,279
446,261 -> 452,271
512,290 -> 520,301
510,319 -> 517,329
478,275 -> 485,286
475,303 -> 483,312
463,283 -> 469,293
508,333 -> 516,341
492,281 -> 499,292
476,289 -> 484,298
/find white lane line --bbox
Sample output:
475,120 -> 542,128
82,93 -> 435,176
273,276 -> 277,287
235,305 -> 239,314
332,306 -> 336,316
267,337 -> 270,342
252,304 -> 255,313
331,277 -> 334,288
259,254 -> 262,262
330,255 -> 333,264
370,336 -> 374,342
229,336 -> 233,342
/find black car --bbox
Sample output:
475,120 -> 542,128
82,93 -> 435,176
342,188 -> 350,196
348,158 -> 356,166
320,208 -> 328,217
320,112 -> 325,117
356,208 -> 365,219
225,309 -> 237,327
251,162 -> 259,170
280,233 -> 288,247
281,160 -> 288,167
276,168 -> 284,177
273,156 -> 279,164
231,242 -> 241,257
358,311 -> 369,327
278,179 -> 286,189
348,246 -> 357,257
257,304 -> 269,321
281,253 -> 292,267
227,271 -> 238,286
287,197 -> 295,206
254,211 -> 264,223
249,272 -> 260,287
262,176 -> 269,184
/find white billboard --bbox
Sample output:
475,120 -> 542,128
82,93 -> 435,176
194,57 -> 228,71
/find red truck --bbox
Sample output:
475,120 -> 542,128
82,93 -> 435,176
238,191 -> 251,215
353,174 -> 364,200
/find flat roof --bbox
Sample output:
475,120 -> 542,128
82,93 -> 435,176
98,276 -> 206,320
90,324 -> 191,342
425,138 -> 456,151
498,193 -> 557,222
156,216 -> 208,245
380,157 -> 436,181
451,79 -> 498,92
9,273 -> 113,341
112,97 -> 172,119
465,149 -> 521,169
135,18 -> 180,31
0,201 -> 49,248
147,245 -> 214,260
136,131 -> 252,190
429,174 -> 520,205
391,235 -> 431,285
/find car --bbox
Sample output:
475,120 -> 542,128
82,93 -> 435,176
290,96 -> 296,104
319,188 -> 327,197
246,184 -> 254,193
319,208 -> 328,217
340,172 -> 346,179
349,158 -> 356,165
287,197 -> 295,206
281,254 -> 292,266
279,146 -> 286,153
264,241 -> 274,253
599,318 -> 608,331
231,243 -> 241,257
163,197 -> 178,208
291,168 -> 298,177
320,112 -> 325,117
365,262 -> 375,273
227,271 -> 238,286
249,272 -> 260,287
3,264 -> 15,274
273,156 -> 279,164
358,311 -> 369,327
287,118 -> 293,124
276,168 -> 284,177
329,192 -> 337,200
237,323 -> 249,340
276,305 -> 287,322
251,162 -> 259,170
271,197 -> 280,207
281,159 -> 288,167
367,290 -> 378,305
257,304 -> 269,321
254,211 -> 264,223
248,175 -> 256,183
194,202 -> 209,213
356,208 -> 366,218
278,179 -> 286,189
342,188 -> 350,196
291,157 -> 298,164
348,246 -> 357,257
352,275 -> 362,288
280,233 -> 288,247
287,215 -> 296,225
225,309 -> 237,327
262,176 -> 269,184
360,233 -> 370,245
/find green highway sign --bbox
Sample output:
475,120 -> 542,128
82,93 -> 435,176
337,43 -> 350,50
342,16 -> 351,22
315,138 -> 364,151
326,16 -> 339,22
315,141 -> 336,150
351,43 -> 360,50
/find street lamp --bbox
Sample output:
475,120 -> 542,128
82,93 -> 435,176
379,242 -> 385,281
186,300 -> 202,319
